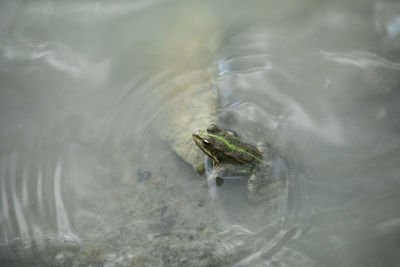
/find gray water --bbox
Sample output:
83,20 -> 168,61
1,0 -> 400,266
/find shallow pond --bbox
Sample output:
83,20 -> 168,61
1,0 -> 400,266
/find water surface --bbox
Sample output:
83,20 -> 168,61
1,0 -> 400,266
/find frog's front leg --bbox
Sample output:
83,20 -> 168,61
217,163 -> 250,179
206,155 -> 249,179
204,165 -> 226,199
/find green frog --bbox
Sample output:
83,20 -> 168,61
192,124 -> 288,202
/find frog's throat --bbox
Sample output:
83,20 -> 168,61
199,132 -> 265,163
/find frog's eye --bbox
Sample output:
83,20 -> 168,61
202,139 -> 211,148
207,124 -> 219,133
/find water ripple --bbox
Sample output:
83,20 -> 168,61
321,50 -> 400,69
217,55 -> 274,76
54,163 -> 79,241
0,150 -> 80,262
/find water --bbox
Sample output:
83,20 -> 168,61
1,0 -> 400,266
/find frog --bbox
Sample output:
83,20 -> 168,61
192,124 -> 288,202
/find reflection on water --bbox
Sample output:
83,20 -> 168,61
1,0 -> 400,266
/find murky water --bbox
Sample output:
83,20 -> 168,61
1,0 -> 400,266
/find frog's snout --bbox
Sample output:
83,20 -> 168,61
192,131 -> 201,143
193,131 -> 206,149
192,130 -> 202,139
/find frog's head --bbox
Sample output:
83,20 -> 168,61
192,124 -> 231,163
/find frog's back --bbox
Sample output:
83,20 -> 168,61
223,135 -> 263,164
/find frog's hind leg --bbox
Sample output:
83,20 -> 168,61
248,142 -> 289,202
225,129 -> 237,137
247,172 -> 285,202
257,142 -> 273,161
247,173 -> 269,202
